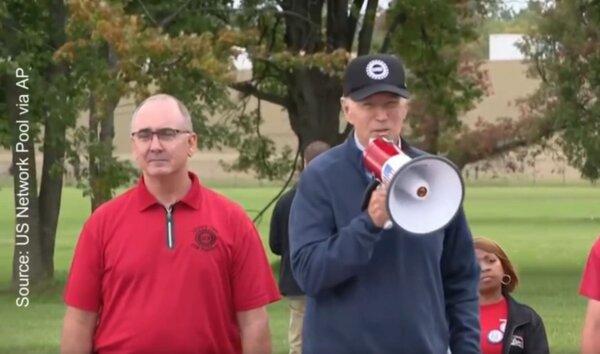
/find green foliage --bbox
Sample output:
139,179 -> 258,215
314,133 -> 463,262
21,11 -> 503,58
221,99 -> 296,180
66,125 -> 138,199
216,0 -> 505,165
124,0 -> 235,34
386,0 -> 494,151
122,0 -> 299,180
0,0 -> 81,149
54,0 -> 247,195
9,0 -> 576,187
521,1 -> 600,180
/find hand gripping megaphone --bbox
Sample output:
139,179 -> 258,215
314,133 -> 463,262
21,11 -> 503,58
362,137 -> 464,234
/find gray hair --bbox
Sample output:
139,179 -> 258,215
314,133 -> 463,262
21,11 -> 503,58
130,94 -> 193,132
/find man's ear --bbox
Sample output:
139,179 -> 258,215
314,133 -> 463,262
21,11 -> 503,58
340,97 -> 353,124
399,98 -> 409,122
188,133 -> 198,155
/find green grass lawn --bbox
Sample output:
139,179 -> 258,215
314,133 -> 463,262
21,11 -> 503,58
1,185 -> 599,353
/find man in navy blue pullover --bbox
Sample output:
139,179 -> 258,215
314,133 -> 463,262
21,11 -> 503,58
289,54 -> 480,354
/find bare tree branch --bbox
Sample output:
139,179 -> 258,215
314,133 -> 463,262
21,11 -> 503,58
534,55 -> 548,84
277,9 -> 321,28
346,0 -> 365,51
326,0 -> 349,50
252,140 -> 301,224
277,3 -> 324,52
447,116 -> 555,168
159,0 -> 193,28
357,0 -> 378,55
136,0 -> 158,25
268,16 -> 282,52
230,81 -> 290,108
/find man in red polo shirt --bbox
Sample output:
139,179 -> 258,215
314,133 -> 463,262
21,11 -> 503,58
581,236 -> 600,354
61,94 -> 281,354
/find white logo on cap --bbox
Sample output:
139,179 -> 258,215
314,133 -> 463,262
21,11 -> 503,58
365,60 -> 389,80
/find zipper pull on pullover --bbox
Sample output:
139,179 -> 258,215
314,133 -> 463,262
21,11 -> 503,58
166,205 -> 175,249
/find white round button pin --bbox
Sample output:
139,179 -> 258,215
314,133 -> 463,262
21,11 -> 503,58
499,321 -> 507,333
487,329 -> 504,344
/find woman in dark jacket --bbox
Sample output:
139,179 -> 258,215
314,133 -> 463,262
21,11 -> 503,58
474,237 -> 549,354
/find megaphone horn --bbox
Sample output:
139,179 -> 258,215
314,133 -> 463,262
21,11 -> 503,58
363,137 -> 464,235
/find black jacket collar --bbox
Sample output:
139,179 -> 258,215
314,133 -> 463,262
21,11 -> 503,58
502,295 -> 537,354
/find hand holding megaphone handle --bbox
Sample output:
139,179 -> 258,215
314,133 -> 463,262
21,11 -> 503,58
361,178 -> 394,230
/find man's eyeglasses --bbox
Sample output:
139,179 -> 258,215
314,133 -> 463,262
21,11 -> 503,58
131,128 -> 191,142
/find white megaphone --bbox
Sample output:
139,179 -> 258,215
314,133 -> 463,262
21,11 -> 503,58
363,137 -> 464,234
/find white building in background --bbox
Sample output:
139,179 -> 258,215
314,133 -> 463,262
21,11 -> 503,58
489,34 -> 525,61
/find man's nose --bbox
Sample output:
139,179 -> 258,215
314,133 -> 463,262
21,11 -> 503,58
149,134 -> 164,151
373,106 -> 388,121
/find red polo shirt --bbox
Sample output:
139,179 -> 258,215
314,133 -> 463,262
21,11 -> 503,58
64,172 -> 280,354
479,298 -> 508,354
581,237 -> 600,301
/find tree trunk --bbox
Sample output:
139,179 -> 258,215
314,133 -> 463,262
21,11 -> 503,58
357,0 -> 378,55
89,44 -> 120,211
280,0 -> 381,152
88,93 -> 119,211
38,109 -> 66,279
38,0 -> 69,277
88,93 -> 100,210
286,68 -> 349,152
284,0 -> 325,52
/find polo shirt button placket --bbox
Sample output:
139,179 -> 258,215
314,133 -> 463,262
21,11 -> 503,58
166,205 -> 175,249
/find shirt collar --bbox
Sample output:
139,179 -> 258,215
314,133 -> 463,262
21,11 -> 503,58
135,171 -> 202,211
354,131 -> 366,152
346,132 -> 374,183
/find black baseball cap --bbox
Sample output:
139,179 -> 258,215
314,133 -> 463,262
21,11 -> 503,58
343,54 -> 410,101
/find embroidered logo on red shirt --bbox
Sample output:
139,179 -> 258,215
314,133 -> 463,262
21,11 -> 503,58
193,226 -> 218,251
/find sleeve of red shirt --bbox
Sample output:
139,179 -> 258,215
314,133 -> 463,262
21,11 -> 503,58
64,217 -> 104,312
230,210 -> 281,312
580,237 -> 600,301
